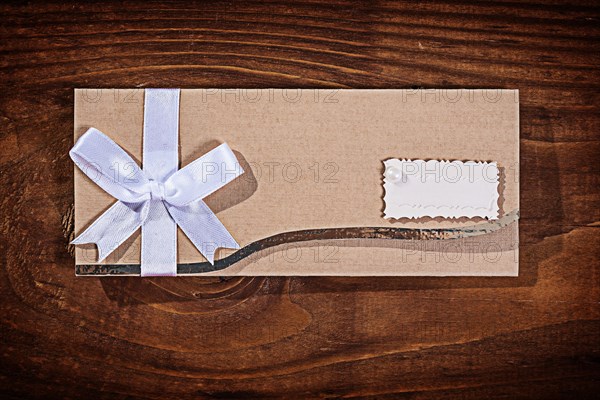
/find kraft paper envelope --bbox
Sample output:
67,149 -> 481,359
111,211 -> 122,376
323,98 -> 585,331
74,89 -> 519,276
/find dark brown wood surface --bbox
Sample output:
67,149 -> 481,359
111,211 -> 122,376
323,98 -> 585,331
1,1 -> 599,398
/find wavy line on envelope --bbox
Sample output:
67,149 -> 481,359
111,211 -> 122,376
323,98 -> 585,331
75,209 -> 519,276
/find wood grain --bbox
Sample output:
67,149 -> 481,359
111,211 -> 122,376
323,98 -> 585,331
1,1 -> 599,398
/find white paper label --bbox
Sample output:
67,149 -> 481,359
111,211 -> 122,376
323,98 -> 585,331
383,159 -> 499,219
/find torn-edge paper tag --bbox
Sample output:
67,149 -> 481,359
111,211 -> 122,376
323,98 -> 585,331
383,159 -> 500,220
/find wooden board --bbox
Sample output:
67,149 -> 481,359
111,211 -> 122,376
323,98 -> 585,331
1,1 -> 599,398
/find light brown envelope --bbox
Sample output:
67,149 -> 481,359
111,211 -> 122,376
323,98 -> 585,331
74,89 -> 519,276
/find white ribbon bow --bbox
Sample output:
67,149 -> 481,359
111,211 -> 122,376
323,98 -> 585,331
70,89 -> 243,276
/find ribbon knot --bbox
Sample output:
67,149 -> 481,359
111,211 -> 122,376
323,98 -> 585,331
70,89 -> 244,276
149,179 -> 166,201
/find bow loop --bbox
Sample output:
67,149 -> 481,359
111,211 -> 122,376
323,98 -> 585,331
70,128 -> 151,203
163,143 -> 244,207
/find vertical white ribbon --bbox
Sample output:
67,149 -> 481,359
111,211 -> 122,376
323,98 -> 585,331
141,89 -> 180,276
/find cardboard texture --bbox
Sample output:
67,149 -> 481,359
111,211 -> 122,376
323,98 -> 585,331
74,89 -> 519,276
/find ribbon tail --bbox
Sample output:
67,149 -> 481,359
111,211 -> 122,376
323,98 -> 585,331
166,200 -> 240,265
71,201 -> 148,262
